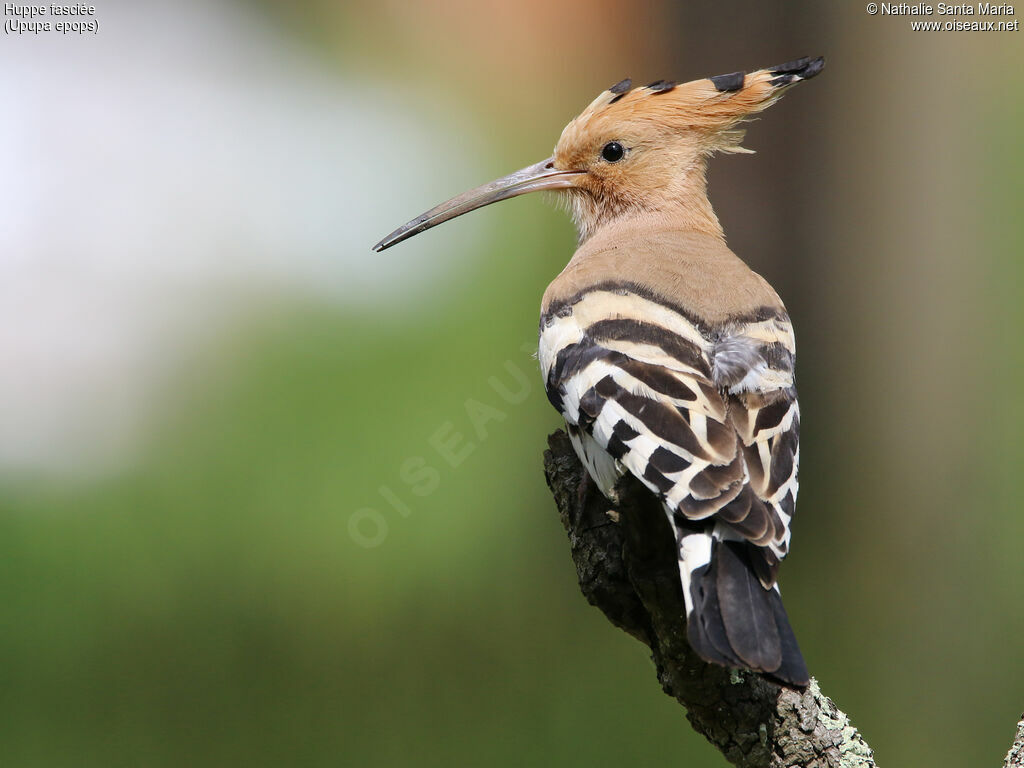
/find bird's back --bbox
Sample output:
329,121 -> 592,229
541,215 -> 785,326
538,218 -> 807,685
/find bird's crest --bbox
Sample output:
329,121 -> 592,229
563,57 -> 824,156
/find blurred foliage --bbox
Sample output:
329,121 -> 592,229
0,211 -> 725,766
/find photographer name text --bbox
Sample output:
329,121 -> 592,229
875,2 -> 1012,13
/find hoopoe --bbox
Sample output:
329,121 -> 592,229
374,57 -> 824,686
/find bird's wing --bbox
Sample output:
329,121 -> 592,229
539,286 -> 798,586
711,316 -> 799,585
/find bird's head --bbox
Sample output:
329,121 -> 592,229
373,57 -> 823,252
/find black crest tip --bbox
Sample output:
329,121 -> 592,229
710,71 -> 745,93
645,79 -> 676,94
608,78 -> 632,95
768,56 -> 825,86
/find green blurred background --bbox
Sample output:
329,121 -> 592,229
1,1 -> 1022,765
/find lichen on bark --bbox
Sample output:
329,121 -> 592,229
1005,714 -> 1024,768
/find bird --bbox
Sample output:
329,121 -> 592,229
373,56 -> 824,687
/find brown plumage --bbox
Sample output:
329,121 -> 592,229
540,219 -> 784,323
374,56 -> 824,687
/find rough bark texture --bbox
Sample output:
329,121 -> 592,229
1005,715 -> 1024,768
543,429 -> 876,768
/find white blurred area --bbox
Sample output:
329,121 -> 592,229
0,0 -> 486,478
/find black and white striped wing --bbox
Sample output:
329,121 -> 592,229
540,287 -> 798,560
539,287 -> 805,680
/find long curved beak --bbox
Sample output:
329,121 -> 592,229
372,157 -> 581,252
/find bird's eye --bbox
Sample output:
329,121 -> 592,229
601,141 -> 625,163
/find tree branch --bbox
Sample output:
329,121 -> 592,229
543,429 -> 876,768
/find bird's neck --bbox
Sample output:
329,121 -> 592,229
650,194 -> 724,241
573,170 -> 725,246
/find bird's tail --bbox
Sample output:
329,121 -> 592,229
679,531 -> 809,687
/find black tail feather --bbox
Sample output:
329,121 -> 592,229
686,539 -> 808,687
686,559 -> 743,668
716,540 -> 782,672
766,583 -> 809,686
